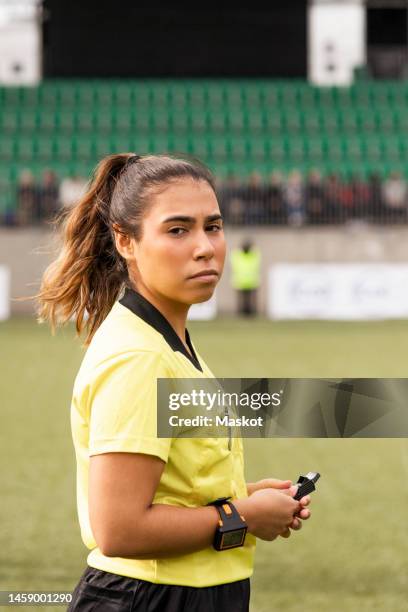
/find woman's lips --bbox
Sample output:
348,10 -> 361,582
188,270 -> 219,281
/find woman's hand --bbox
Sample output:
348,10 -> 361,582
234,486 -> 301,541
245,478 -> 311,538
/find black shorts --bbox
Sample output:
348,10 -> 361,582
67,565 -> 250,612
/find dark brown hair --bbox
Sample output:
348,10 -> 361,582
29,153 -> 215,346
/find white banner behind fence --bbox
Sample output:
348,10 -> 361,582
0,265 -> 10,320
268,263 -> 408,320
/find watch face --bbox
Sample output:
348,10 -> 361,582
221,529 -> 246,548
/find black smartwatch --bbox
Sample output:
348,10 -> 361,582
207,497 -> 248,551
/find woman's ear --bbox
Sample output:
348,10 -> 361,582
112,224 -> 134,262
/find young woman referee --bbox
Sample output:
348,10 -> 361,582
36,154 -> 311,612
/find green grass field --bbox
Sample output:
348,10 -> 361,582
1,316 -> 408,611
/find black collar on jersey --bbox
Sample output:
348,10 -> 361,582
119,287 -> 203,373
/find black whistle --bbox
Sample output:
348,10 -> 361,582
293,471 -> 320,500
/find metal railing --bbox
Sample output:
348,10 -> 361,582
2,172 -> 408,227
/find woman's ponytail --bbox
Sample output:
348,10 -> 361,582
34,153 -> 135,346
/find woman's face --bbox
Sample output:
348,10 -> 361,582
128,178 -> 226,306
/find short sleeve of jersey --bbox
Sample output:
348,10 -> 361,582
88,350 -> 172,462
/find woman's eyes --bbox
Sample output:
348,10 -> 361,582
168,224 -> 223,235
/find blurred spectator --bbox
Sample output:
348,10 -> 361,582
305,169 -> 324,224
350,173 -> 371,220
59,173 -> 88,210
265,170 -> 285,224
324,173 -> 342,223
381,171 -> 407,221
337,175 -> 354,221
38,169 -> 59,222
283,169 -> 305,227
368,172 -> 383,220
242,171 -> 265,225
230,240 -> 261,316
16,169 -> 37,226
218,172 -> 245,224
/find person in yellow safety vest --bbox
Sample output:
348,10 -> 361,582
230,240 -> 261,316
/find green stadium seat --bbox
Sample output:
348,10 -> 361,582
3,87 -> 22,106
95,84 -> 115,106
190,137 -> 210,159
382,136 -> 401,162
306,137 -> 325,162
152,111 -> 171,132
268,139 -> 287,163
0,136 -> 15,161
303,112 -> 320,133
131,135 -> 152,155
170,112 -> 189,133
0,110 -> 19,133
20,87 -> 41,106
41,86 -> 59,108
37,109 -> 57,131
35,137 -> 56,161
73,137 -> 94,161
94,109 -> 113,132
151,134 -> 171,154
245,112 -> 263,133
114,85 -> 133,107
226,109 -> 245,132
263,111 -> 284,132
168,84 -> 188,109
283,109 -> 303,132
319,109 -> 340,133
94,137 -> 113,158
189,110 -> 207,132
76,110 -> 95,131
133,111 -> 152,132
77,86 -> 95,107
207,111 -> 227,132
340,109 -> 358,132
260,86 -> 280,107
134,88 -> 151,108
150,84 -> 170,107
58,110 -> 76,132
188,85 -> 206,108
247,138 -> 267,162
112,109 -> 133,132
170,135 -> 192,155
15,137 -> 35,162
227,137 -> 248,161
287,136 -> 306,163
19,110 -> 38,131
55,138 -> 74,161
357,108 -> 377,131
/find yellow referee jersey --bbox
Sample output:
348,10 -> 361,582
70,287 -> 256,587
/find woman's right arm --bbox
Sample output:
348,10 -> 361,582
89,452 -> 306,559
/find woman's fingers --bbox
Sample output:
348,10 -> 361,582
280,527 -> 291,538
298,508 -> 311,520
261,478 -> 292,489
290,518 -> 302,530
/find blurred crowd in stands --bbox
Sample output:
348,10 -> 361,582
2,167 -> 408,227
1,169 -> 88,226
217,169 -> 408,225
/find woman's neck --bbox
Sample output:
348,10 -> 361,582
129,283 -> 191,353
